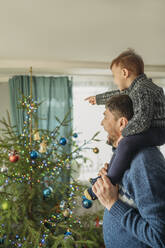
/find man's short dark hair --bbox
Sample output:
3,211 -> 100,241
106,94 -> 134,121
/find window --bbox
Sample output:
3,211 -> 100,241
73,77 -> 165,182
73,76 -> 116,182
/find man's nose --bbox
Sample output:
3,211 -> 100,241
101,119 -> 103,126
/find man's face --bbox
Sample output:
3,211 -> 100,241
101,108 -> 120,147
111,64 -> 126,90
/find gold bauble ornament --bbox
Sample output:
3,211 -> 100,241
39,140 -> 47,153
33,130 -> 40,141
93,147 -> 99,154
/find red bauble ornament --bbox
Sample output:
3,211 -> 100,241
95,216 -> 100,228
9,154 -> 19,163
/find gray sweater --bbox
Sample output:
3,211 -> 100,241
96,74 -> 165,136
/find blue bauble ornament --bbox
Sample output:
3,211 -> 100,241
64,231 -> 72,236
64,230 -> 74,240
30,150 -> 38,159
73,133 -> 78,138
43,187 -> 53,198
82,196 -> 92,209
82,195 -> 87,200
59,137 -> 67,146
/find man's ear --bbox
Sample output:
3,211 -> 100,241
122,68 -> 129,79
119,117 -> 128,132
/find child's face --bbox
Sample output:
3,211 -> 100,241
111,64 -> 127,90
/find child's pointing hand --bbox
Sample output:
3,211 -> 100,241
84,96 -> 96,105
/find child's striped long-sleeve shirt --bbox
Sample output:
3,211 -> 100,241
96,74 -> 165,136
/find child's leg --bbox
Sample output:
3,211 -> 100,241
107,127 -> 165,184
84,150 -> 117,200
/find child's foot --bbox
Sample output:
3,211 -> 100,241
84,176 -> 101,200
89,176 -> 101,185
84,187 -> 98,200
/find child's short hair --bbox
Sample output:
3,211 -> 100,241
110,49 -> 144,76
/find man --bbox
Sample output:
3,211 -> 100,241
85,49 -> 165,200
92,94 -> 165,248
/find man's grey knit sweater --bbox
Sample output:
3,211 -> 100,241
96,74 -> 165,136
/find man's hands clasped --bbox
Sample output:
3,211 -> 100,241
92,163 -> 119,211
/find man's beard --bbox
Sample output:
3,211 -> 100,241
106,134 -> 116,146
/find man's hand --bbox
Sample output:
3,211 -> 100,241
92,176 -> 119,211
98,163 -> 109,177
84,96 -> 96,105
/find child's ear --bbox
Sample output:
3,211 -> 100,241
122,68 -> 129,78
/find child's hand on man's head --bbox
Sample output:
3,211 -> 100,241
84,96 -> 96,105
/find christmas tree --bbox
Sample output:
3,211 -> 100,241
0,69 -> 104,248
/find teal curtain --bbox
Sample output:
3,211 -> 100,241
9,76 -> 72,183
8,76 -> 72,135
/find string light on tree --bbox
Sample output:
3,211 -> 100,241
1,201 -> 8,210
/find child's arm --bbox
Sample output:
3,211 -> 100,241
122,88 -> 154,136
96,90 -> 120,105
85,89 -> 120,105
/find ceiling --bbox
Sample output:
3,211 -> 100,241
0,0 -> 165,82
